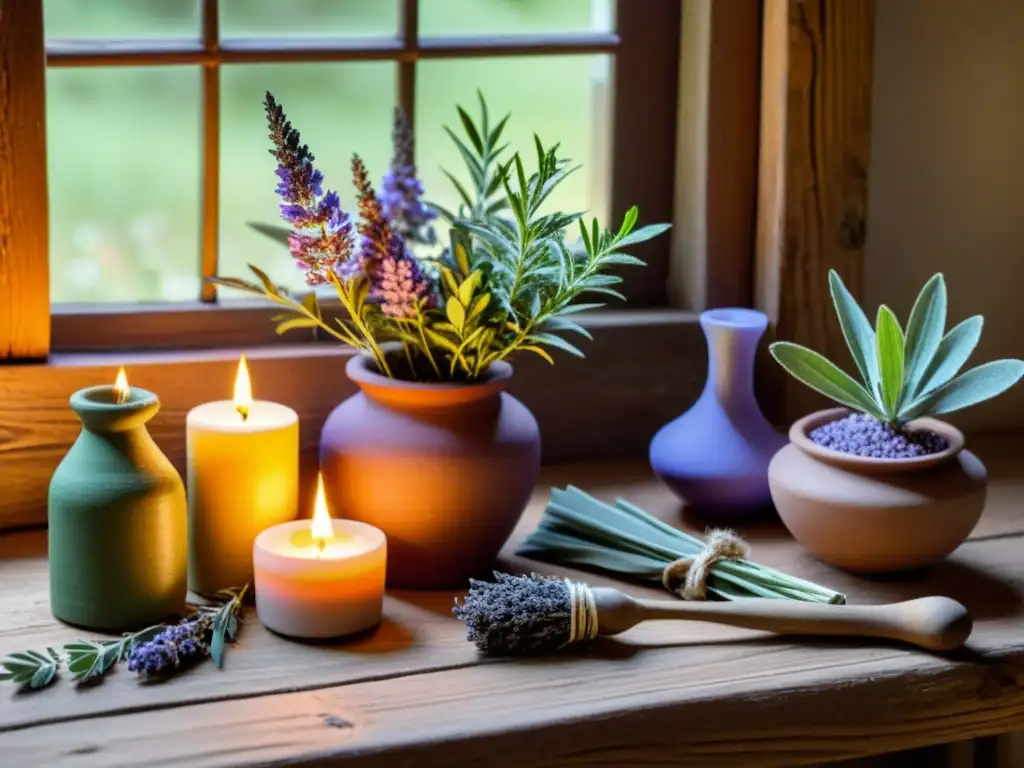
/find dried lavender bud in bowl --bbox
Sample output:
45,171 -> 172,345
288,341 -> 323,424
809,412 -> 948,459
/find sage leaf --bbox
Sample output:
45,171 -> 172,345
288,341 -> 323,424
828,269 -> 879,393
445,297 -> 466,333
901,273 -> 947,402
770,342 -> 885,419
901,359 -> 1024,420
911,316 -> 983,401
875,305 -> 905,419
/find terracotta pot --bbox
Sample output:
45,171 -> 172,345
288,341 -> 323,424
320,355 -> 541,589
768,408 -> 987,573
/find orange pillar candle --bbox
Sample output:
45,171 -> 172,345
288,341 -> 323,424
254,475 -> 387,639
186,356 -> 299,595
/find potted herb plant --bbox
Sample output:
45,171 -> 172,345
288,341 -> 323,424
214,93 -> 669,588
767,270 -> 1023,572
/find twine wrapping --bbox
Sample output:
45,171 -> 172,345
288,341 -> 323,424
661,529 -> 750,600
564,579 -> 599,645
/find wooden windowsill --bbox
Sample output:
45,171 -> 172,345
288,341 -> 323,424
1,310 -> 704,530
2,434 -> 1024,765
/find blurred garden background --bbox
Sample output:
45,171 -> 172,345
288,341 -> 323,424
44,0 -> 614,303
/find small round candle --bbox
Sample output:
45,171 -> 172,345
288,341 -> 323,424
254,476 -> 386,639
186,356 -> 299,595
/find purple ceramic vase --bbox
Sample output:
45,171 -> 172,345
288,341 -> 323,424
320,355 -> 541,589
649,308 -> 785,517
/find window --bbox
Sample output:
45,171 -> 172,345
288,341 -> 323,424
41,0 -> 683,350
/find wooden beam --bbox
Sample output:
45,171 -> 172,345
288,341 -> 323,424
200,0 -> 219,303
612,0 -> 681,306
45,34 -> 621,68
755,0 -> 876,422
2,312 -> 703,530
670,0 -> 761,311
0,0 -> 50,360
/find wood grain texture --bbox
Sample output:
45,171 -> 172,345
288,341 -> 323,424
1,311 -> 704,530
0,0 -> 49,359
755,0 -> 875,422
2,444 -> 1024,765
612,0 -> 680,306
199,0 -> 220,303
671,0 -> 761,311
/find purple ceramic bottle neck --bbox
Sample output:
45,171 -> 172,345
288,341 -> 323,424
699,308 -> 768,413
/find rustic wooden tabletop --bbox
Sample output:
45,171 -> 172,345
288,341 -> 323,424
2,433 -> 1023,767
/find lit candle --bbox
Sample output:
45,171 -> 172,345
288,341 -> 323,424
254,475 -> 387,639
186,355 -> 299,595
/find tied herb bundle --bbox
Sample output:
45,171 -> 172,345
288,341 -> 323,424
0,586 -> 247,692
517,488 -> 845,604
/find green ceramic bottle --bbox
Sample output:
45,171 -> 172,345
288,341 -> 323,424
48,382 -> 187,631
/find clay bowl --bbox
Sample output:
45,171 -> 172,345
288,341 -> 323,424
768,408 -> 987,573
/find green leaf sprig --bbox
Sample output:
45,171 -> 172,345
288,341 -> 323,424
0,585 -> 248,692
222,91 -> 671,383
770,271 -> 1024,427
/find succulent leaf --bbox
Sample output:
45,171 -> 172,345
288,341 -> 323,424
900,359 -> 1024,420
828,269 -> 879,392
875,305 -> 905,419
901,273 -> 947,403
911,315 -> 983,401
769,342 -> 886,419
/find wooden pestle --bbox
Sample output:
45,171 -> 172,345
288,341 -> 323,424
590,588 -> 972,651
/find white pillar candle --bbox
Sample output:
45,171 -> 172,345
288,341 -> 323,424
254,475 -> 386,639
186,356 -> 299,595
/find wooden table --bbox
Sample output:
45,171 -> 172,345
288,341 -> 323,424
3,434 -> 1024,767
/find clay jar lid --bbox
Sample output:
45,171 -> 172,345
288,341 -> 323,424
789,407 -> 965,475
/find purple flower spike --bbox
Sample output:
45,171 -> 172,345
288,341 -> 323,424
381,108 -> 437,245
127,616 -> 212,675
352,154 -> 432,316
264,92 -> 354,285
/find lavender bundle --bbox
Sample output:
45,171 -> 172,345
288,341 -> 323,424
0,586 -> 247,692
517,487 -> 845,604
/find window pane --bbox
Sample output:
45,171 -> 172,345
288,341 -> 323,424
417,55 -> 611,240
419,0 -> 614,36
219,63 -> 397,294
47,67 -> 202,304
219,0 -> 398,37
44,0 -> 199,39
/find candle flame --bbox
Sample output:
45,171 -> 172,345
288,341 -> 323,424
311,474 -> 334,552
233,355 -> 252,422
113,367 -> 130,404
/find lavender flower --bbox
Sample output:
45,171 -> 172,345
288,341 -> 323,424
381,108 -> 437,245
351,155 -> 431,316
265,92 -> 354,285
127,616 -> 211,675
809,412 -> 949,459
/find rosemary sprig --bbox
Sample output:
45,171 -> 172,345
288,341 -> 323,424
0,584 -> 249,692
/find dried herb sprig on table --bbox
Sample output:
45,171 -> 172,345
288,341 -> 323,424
0,585 -> 247,692
517,488 -> 845,604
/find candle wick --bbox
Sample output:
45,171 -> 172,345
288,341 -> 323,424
317,538 -> 325,557
237,405 -> 249,423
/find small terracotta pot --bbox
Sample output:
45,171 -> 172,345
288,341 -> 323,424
768,408 -> 987,573
320,355 -> 541,589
